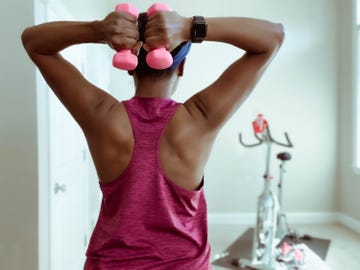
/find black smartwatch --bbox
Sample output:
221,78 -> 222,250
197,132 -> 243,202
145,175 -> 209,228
191,16 -> 207,43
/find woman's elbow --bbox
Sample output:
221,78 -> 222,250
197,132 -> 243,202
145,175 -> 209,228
21,28 -> 31,50
259,22 -> 285,53
21,27 -> 36,52
274,23 -> 285,48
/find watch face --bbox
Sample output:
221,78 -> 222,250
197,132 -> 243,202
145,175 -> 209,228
195,22 -> 207,39
192,16 -> 207,42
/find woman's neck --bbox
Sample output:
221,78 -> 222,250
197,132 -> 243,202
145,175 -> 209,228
134,75 -> 178,98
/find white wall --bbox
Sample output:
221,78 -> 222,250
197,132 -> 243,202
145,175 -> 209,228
108,0 -> 339,215
337,0 -> 360,221
0,0 -> 38,269
61,0 -> 106,20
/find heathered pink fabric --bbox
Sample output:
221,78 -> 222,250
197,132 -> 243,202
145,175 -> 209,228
84,97 -> 211,270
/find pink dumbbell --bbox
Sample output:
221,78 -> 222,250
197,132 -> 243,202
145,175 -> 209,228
112,4 -> 140,70
146,3 -> 173,70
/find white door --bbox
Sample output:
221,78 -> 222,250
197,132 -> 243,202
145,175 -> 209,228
47,5 -> 90,270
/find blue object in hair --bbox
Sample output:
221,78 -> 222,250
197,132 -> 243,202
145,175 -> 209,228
170,41 -> 191,69
137,13 -> 191,70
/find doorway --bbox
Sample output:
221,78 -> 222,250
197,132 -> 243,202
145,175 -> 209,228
37,1 -> 90,270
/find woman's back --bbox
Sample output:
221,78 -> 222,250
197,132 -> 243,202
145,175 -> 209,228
84,97 -> 211,269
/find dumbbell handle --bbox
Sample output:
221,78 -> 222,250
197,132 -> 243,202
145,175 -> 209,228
146,3 -> 173,70
112,4 -> 139,70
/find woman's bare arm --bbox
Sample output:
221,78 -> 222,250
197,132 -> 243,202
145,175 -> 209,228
21,12 -> 138,128
189,17 -> 284,130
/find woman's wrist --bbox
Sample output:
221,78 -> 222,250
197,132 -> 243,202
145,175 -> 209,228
90,20 -> 107,44
182,17 -> 193,42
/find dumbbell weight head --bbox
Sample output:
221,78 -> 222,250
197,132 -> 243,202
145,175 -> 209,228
113,50 -> 138,70
147,3 -> 171,16
146,48 -> 173,70
146,3 -> 173,70
112,4 -> 139,71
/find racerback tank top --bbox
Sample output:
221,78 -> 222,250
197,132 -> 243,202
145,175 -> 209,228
84,97 -> 211,270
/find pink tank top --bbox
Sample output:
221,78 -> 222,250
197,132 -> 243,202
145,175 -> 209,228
84,97 -> 211,270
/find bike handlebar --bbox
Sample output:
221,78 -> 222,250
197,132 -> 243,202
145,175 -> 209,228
239,126 -> 293,148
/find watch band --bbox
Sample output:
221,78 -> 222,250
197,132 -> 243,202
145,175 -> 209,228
191,16 -> 207,43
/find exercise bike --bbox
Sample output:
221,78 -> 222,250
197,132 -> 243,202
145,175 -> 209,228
238,114 -> 294,270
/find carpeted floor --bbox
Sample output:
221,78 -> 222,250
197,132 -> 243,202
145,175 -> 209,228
208,223 -> 360,270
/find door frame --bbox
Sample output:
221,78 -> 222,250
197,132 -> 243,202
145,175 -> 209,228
36,1 -> 89,270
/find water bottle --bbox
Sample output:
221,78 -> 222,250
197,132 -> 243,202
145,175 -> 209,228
252,175 -> 279,268
253,114 -> 268,134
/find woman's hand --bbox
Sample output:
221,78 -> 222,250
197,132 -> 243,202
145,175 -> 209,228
97,11 -> 140,52
143,11 -> 191,52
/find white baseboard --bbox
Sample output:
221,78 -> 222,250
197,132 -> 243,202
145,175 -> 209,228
286,212 -> 338,224
336,213 -> 360,234
208,212 -> 360,233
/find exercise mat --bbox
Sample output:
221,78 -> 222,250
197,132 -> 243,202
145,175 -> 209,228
212,227 -> 331,269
